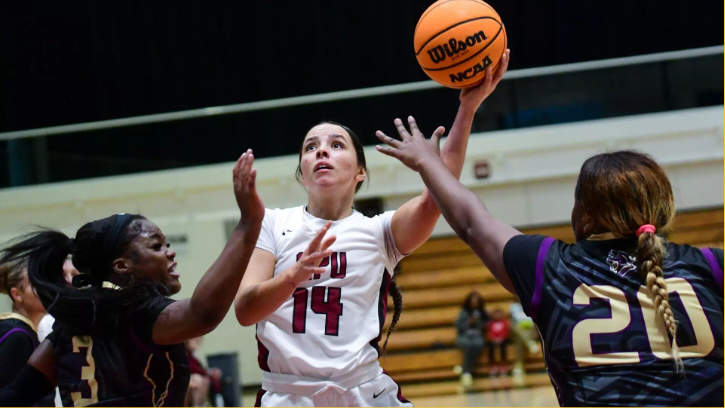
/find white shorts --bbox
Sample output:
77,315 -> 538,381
254,364 -> 413,407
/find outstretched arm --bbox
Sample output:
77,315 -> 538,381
152,150 -> 265,345
387,50 -> 510,255
376,117 -> 521,293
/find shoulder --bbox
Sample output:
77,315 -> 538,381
0,319 -> 37,348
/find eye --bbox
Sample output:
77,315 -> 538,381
332,142 -> 343,149
305,144 -> 316,152
152,243 -> 163,250
166,243 -> 171,248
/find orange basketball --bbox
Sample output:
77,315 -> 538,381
414,0 -> 507,89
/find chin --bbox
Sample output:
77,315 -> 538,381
168,280 -> 182,295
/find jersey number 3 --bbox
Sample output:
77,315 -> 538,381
572,278 -> 716,366
70,336 -> 99,406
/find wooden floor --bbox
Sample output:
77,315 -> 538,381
241,383 -> 560,407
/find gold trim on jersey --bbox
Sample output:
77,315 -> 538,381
101,281 -> 122,290
143,352 -> 175,407
0,312 -> 36,332
586,232 -> 621,241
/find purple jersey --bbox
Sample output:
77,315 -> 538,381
504,235 -> 723,406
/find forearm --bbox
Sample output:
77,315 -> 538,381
440,104 -> 477,179
419,105 -> 477,212
418,158 -> 488,244
189,220 -> 261,327
235,270 -> 298,326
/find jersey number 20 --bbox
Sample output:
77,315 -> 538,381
572,278 -> 716,366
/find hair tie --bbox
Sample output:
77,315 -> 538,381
71,274 -> 95,288
636,224 -> 656,237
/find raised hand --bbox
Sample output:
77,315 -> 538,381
285,221 -> 337,285
232,149 -> 265,226
459,49 -> 510,112
375,116 -> 446,172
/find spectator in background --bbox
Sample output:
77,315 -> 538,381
0,260 -> 46,389
485,308 -> 511,377
185,336 -> 223,407
509,298 -> 540,384
454,291 -> 489,390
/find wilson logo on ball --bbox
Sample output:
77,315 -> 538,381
449,55 -> 493,84
427,30 -> 488,64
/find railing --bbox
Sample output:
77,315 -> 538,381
1,46 -> 722,188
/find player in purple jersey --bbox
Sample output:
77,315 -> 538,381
0,151 -> 264,406
376,125 -> 723,406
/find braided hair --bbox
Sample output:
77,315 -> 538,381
575,150 -> 681,372
0,214 -> 166,334
382,278 -> 403,354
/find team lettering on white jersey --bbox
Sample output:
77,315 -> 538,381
255,206 -> 404,379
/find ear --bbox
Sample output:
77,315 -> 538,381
355,167 -> 366,182
9,287 -> 21,304
112,258 -> 132,275
582,213 -> 596,235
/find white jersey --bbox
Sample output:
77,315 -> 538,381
255,206 -> 404,380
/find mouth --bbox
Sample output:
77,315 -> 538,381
314,162 -> 334,173
169,262 -> 179,279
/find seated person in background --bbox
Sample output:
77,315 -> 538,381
185,336 -> 223,407
509,298 -> 540,382
454,291 -> 489,389
485,308 -> 511,376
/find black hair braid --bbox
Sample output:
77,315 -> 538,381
382,278 -> 403,355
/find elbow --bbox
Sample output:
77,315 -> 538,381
194,308 -> 226,334
234,298 -> 259,327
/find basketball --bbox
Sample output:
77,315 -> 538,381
414,0 -> 507,89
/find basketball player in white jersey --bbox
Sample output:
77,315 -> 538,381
234,50 -> 510,407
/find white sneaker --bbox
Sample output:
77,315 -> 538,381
528,341 -> 540,355
461,373 -> 473,390
453,365 -> 463,375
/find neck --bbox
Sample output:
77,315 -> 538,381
306,189 -> 355,220
12,305 -> 44,330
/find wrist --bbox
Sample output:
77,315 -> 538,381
458,102 -> 479,116
281,265 -> 301,288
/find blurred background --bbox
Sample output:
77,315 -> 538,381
1,1 -> 722,406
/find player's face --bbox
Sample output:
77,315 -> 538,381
123,220 -> 181,294
299,124 -> 364,196
15,270 -> 46,315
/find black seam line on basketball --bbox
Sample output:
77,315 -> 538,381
423,25 -> 503,72
415,16 -> 500,56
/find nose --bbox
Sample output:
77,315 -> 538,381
316,148 -> 329,159
167,249 -> 176,260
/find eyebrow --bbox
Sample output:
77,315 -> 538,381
304,134 -> 346,144
149,232 -> 166,241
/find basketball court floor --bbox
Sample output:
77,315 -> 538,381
242,384 -> 559,407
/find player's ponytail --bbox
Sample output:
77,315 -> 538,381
0,214 -> 162,334
635,225 -> 683,373
382,278 -> 403,355
575,150 -> 681,372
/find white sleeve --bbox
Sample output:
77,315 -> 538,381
255,209 -> 277,256
375,210 -> 406,269
37,314 -> 55,342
